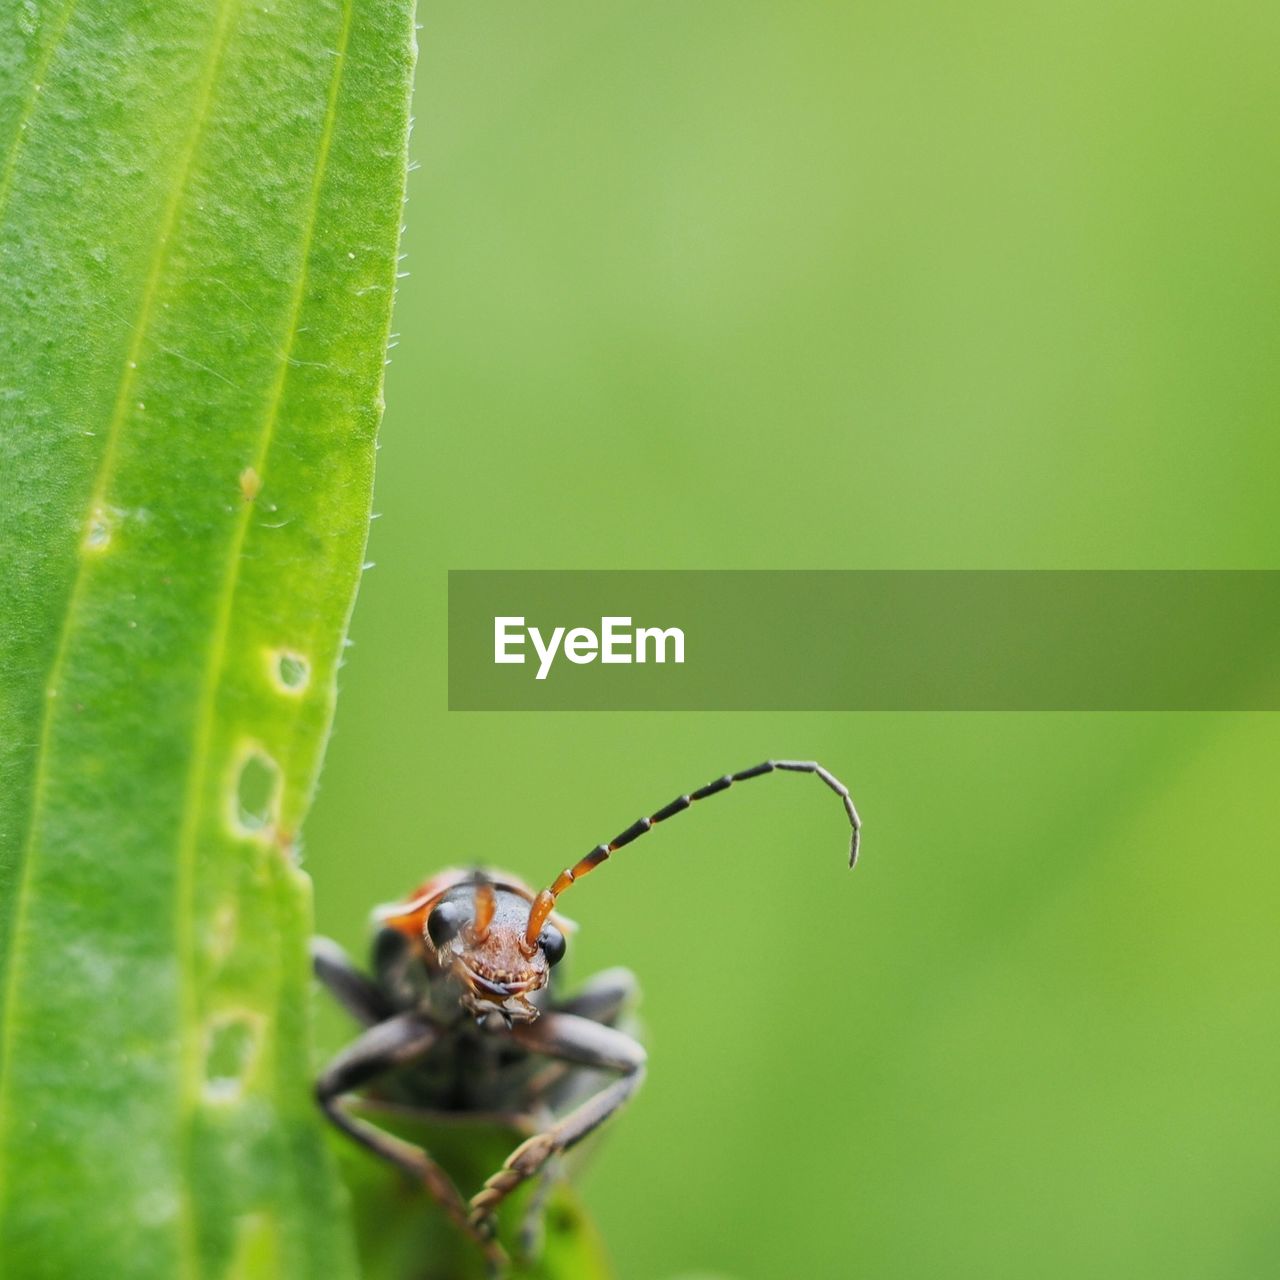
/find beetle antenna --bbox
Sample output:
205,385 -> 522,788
524,759 -> 861,948
469,871 -> 495,944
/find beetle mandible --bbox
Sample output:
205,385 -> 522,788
313,759 -> 861,1270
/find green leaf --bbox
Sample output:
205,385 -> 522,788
0,1 -> 416,1276
336,1116 -> 617,1280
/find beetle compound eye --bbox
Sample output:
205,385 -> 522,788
427,901 -> 463,949
538,925 -> 566,967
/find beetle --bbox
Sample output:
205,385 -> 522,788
313,759 -> 861,1271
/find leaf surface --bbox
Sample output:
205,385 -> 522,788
0,1 -> 415,1276
337,1117 -> 618,1280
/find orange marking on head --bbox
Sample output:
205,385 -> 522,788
380,898 -> 433,940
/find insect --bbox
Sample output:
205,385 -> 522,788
313,759 -> 861,1271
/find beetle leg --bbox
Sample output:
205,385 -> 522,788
517,1149 -> 562,1263
552,966 -> 638,1026
468,1013 -> 646,1228
525,967 -> 641,1108
311,936 -> 396,1027
495,1102 -> 557,1263
316,1011 -> 508,1269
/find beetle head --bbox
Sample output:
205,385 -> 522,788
379,872 -> 568,1024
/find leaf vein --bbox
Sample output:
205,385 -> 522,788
0,0 -> 245,1238
171,0 -> 359,1271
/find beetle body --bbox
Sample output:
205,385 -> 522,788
344,870 -> 600,1117
314,759 -> 861,1272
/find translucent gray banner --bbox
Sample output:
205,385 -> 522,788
448,571 -> 1280,710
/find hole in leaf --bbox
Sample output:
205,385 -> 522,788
134,1189 -> 180,1226
270,649 -> 310,694
82,506 -> 114,552
210,901 -> 238,965
232,748 -> 280,836
204,1012 -> 263,1103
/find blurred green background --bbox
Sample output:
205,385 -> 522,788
308,3 -> 1280,1278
